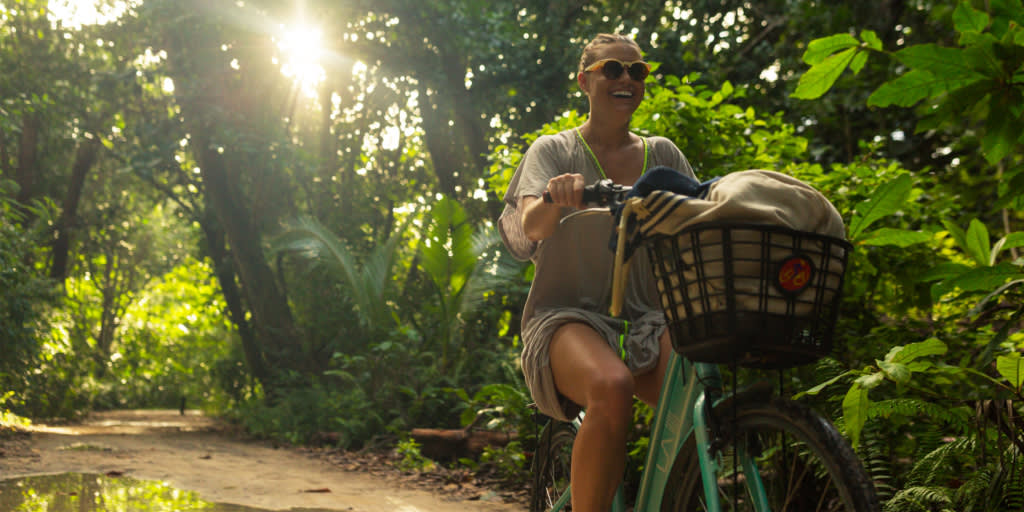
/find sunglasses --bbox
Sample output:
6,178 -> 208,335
584,59 -> 651,81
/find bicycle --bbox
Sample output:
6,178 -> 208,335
530,179 -> 880,512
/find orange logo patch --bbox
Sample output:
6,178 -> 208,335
777,256 -> 813,293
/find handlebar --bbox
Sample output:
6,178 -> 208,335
542,179 -> 632,207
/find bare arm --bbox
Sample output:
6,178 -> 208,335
520,173 -> 584,241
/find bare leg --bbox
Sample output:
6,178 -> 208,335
549,322 -> 635,512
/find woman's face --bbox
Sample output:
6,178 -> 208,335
579,42 -> 646,118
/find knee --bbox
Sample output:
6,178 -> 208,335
584,371 -> 635,423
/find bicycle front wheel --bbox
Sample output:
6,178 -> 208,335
663,398 -> 879,512
530,419 -> 576,512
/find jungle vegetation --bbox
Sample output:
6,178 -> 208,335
2,0 -> 1022,509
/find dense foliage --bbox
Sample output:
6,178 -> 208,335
1,0 -> 1022,509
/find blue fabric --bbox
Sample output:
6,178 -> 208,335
628,166 -> 708,199
610,166 -> 719,257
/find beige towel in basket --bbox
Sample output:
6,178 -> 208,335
630,170 -> 847,318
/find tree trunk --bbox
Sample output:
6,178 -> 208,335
50,136 -> 101,282
199,213 -> 266,383
419,85 -> 461,199
193,127 -> 300,391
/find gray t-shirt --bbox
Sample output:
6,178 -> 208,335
498,128 -> 696,421
500,128 -> 696,322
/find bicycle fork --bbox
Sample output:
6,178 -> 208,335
692,367 -> 771,511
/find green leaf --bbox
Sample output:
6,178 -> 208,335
843,383 -> 870,448
991,232 -> 1024,263
886,338 -> 948,364
850,50 -> 869,75
942,219 -> 969,254
982,95 -> 1018,164
932,263 -> 1024,300
867,70 -> 939,108
964,218 -> 992,266
848,174 -> 913,240
892,44 -> 984,78
796,371 -> 853,397
793,47 -> 859,100
802,33 -> 860,65
855,372 -> 886,390
878,360 -> 911,384
917,262 -> 972,283
996,354 -> 1024,391
953,3 -> 991,34
859,228 -> 932,247
861,30 -> 883,51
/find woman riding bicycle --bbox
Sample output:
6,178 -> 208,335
498,33 -> 696,512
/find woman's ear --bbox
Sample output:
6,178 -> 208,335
577,71 -> 588,93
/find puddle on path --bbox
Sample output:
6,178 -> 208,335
0,473 -> 338,512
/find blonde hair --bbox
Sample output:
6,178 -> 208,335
578,33 -> 643,75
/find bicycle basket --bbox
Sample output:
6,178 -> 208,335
647,222 -> 852,369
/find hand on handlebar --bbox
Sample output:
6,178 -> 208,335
543,177 -> 633,208
541,173 -> 585,209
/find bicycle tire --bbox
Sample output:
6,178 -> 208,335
662,397 -> 879,512
530,419 -> 576,512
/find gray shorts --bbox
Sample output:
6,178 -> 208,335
521,308 -> 667,422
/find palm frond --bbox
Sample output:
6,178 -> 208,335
272,214 -> 417,331
459,225 -> 524,316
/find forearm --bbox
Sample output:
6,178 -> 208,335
520,195 -> 563,241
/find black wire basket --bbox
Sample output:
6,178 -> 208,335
646,222 -> 853,369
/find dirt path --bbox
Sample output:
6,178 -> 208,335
0,410 -> 527,512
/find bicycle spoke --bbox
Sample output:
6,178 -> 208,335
664,399 -> 878,512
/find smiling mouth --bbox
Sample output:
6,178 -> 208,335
611,91 -> 634,98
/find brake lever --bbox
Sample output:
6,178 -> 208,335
585,179 -> 631,207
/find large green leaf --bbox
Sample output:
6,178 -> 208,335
848,174 -> 913,240
801,33 -> 860,65
885,338 -> 948,364
982,95 -> 1019,164
793,47 -> 859,100
867,70 -> 939,108
892,44 -> 986,78
964,218 -> 992,267
996,353 -> 1024,391
953,3 -> 991,35
421,196 -> 475,296
859,228 -> 932,248
942,219 -> 969,255
931,263 -> 1024,300
843,383 -> 870,448
917,262 -> 972,283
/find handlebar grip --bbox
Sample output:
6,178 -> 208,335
542,187 -> 600,205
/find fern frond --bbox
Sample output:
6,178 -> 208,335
858,423 -> 896,501
987,449 -> 1024,512
884,486 -> 954,512
867,399 -> 972,433
906,437 -> 975,487
952,465 -> 992,512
